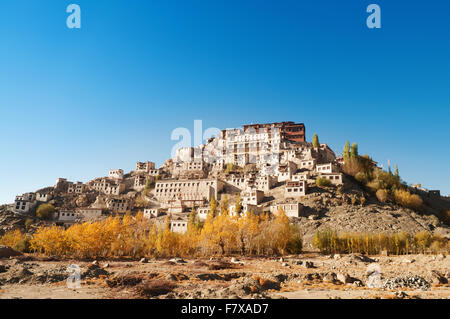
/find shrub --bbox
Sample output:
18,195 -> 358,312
376,189 -> 389,203
134,196 -> 147,208
286,225 -> 303,254
316,177 -> 332,187
25,218 -> 33,230
342,157 -> 362,176
36,203 -> 55,220
372,170 -> 401,191
394,189 -> 423,210
355,172 -> 369,184
0,229 -> 26,248
286,235 -> 303,254
13,236 -> 32,253
224,163 -> 238,174
414,231 -> 432,253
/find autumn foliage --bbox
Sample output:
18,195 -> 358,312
0,209 -> 303,259
313,230 -> 449,255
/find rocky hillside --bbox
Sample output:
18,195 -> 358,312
263,177 -> 450,247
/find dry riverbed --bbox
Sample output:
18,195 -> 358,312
0,253 -> 449,299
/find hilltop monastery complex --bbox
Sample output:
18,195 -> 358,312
12,121 -> 348,233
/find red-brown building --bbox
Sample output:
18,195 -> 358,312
242,121 -> 306,143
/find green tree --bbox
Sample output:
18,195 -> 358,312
350,143 -> 358,158
224,163 -> 235,174
235,193 -> 242,216
208,196 -> 217,218
316,177 -> 332,187
395,164 -> 400,180
221,195 -> 229,215
36,203 -> 55,220
188,207 -> 199,231
144,178 -> 151,195
25,218 -> 33,230
343,141 -> 350,163
313,133 -> 320,149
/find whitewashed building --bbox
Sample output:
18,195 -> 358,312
285,181 -> 307,197
270,201 -> 302,218
109,169 -> 124,180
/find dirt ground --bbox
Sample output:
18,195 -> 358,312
0,253 -> 448,299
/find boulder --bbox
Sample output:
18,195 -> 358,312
395,291 -> 408,299
337,273 -> 352,284
169,258 -> 186,264
0,246 -> 22,259
401,258 -> 415,264
430,270 -> 448,285
323,272 -> 338,284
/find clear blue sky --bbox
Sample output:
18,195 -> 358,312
0,0 -> 449,204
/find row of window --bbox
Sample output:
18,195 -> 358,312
156,181 -> 214,188
61,212 -> 76,217
323,175 -> 341,180
287,187 -> 304,193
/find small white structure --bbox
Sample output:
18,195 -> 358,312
106,198 -> 129,211
143,208 -> 162,218
89,178 -> 125,195
197,207 -> 209,221
13,193 -> 36,214
242,188 -> 264,205
254,175 -> 277,191
227,175 -> 247,190
270,201 -> 302,218
167,199 -> 185,214
136,161 -> 156,173
277,162 -> 297,182
36,190 -> 52,202
134,175 -> 155,191
68,182 -> 85,194
58,210 -> 78,222
229,203 -> 261,216
316,163 -> 337,174
148,169 -> 160,176
319,173 -> 343,185
76,208 -> 103,221
292,171 -> 310,182
109,169 -> 124,180
285,181 -> 307,197
298,159 -> 316,171
170,218 -> 188,234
